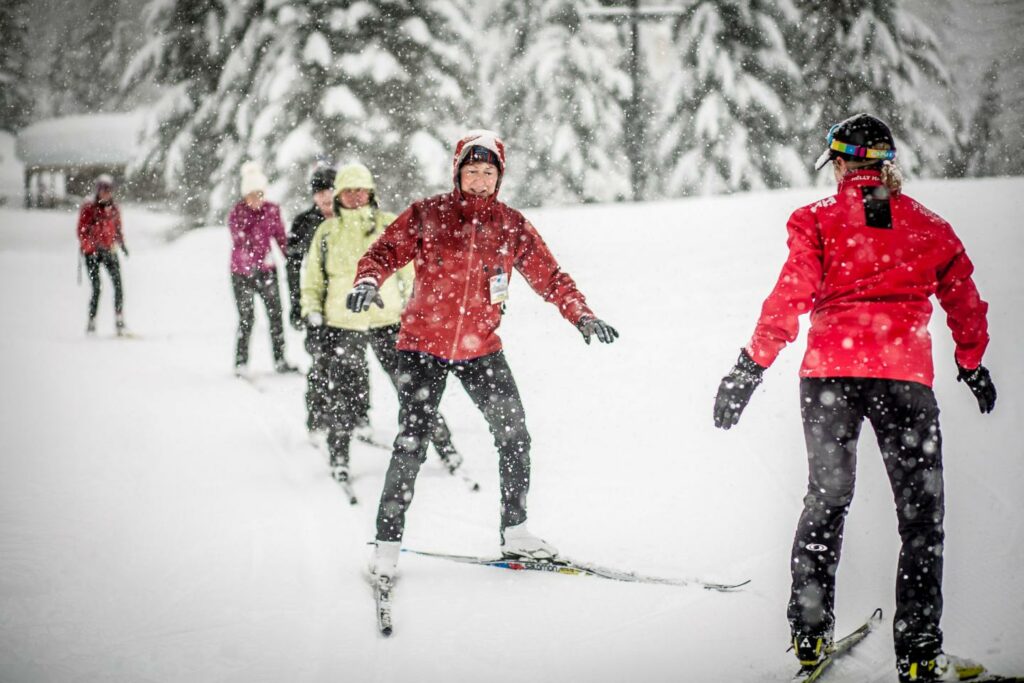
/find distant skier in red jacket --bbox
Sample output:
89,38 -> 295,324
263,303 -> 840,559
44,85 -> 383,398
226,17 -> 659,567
77,174 -> 128,335
350,129 -> 617,580
712,114 -> 996,683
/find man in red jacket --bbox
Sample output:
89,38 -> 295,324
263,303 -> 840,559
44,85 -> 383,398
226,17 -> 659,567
77,174 -> 128,335
348,129 -> 617,579
712,114 -> 996,683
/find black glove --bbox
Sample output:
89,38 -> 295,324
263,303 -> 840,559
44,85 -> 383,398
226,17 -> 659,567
304,313 -> 324,357
346,282 -> 384,312
713,349 -> 765,430
289,308 -> 305,331
957,364 -> 996,414
577,316 -> 619,345
119,242 -> 129,257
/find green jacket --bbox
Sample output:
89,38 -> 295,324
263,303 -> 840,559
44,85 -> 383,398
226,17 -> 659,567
300,206 -> 411,330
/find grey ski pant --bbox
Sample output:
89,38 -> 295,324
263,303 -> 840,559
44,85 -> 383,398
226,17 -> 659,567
789,377 -> 945,660
375,350 -> 530,543
231,270 -> 286,367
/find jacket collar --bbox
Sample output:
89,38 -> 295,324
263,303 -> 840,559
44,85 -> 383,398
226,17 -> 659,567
452,188 -> 497,223
837,168 -> 883,192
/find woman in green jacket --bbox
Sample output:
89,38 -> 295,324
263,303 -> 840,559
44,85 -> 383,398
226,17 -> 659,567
301,163 -> 463,483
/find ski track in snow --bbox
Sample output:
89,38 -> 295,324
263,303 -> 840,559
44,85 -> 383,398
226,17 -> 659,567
1,180 -> 1023,682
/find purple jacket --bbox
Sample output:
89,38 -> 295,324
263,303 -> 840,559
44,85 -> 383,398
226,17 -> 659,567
228,200 -> 287,276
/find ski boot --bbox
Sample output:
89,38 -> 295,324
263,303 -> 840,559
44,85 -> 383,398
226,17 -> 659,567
792,631 -> 835,674
368,540 -> 400,579
353,419 -> 375,443
436,445 -> 464,474
897,653 -> 985,682
500,522 -> 558,560
86,317 -> 97,335
115,313 -> 126,337
329,453 -> 350,483
274,359 -> 299,374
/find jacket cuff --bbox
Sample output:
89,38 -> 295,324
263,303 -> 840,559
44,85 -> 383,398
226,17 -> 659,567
737,348 -> 767,377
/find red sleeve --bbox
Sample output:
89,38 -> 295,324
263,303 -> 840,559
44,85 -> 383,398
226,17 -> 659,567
935,244 -> 989,369
354,206 -> 419,286
77,204 -> 93,252
746,207 -> 823,368
513,219 -> 594,325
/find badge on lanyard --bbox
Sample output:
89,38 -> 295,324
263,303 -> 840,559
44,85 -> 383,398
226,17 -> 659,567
489,267 -> 509,305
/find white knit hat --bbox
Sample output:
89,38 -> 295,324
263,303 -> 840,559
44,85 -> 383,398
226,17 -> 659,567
240,161 -> 269,196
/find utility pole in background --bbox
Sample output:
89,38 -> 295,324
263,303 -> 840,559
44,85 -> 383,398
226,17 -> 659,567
580,1 -> 687,201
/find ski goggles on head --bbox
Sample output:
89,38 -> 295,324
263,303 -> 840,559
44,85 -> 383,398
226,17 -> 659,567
827,138 -> 896,161
816,122 -> 897,169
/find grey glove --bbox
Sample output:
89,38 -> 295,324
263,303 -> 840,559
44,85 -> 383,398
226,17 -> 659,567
713,349 -> 765,430
346,282 -> 384,312
577,316 -> 619,345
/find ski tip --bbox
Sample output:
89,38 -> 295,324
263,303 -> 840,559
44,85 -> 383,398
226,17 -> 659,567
470,483 -> 481,492
349,496 -> 359,505
703,578 -> 752,591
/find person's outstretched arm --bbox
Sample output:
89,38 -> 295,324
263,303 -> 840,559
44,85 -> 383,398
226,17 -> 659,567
714,207 -> 822,429
513,219 -> 617,344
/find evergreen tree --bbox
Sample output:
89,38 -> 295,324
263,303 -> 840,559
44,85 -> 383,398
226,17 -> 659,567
209,0 -> 472,221
0,0 -> 32,132
45,0 -> 132,115
962,61 -> 1007,177
487,0 -> 631,206
657,0 -> 807,197
123,0 -> 253,222
792,0 -> 957,177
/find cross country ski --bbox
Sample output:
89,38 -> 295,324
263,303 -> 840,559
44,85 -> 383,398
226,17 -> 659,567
374,575 -> 393,637
792,608 -> 882,681
401,548 -> 749,592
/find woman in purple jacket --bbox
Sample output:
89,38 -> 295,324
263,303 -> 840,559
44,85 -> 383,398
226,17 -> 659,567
228,162 -> 296,375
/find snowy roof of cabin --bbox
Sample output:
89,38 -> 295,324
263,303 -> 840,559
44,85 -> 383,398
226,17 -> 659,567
16,112 -> 144,167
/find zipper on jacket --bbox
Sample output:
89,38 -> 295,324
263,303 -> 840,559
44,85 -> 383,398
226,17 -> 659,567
449,220 -> 479,359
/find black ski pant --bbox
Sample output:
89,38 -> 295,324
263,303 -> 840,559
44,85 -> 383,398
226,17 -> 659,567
311,326 -> 371,466
305,329 -> 369,433
788,377 -> 945,660
231,270 -> 286,367
376,350 -> 530,543
366,324 -> 459,459
84,249 -> 123,318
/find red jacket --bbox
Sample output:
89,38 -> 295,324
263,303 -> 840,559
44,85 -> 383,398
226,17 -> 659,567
747,170 -> 988,386
354,190 -> 594,361
77,200 -> 124,255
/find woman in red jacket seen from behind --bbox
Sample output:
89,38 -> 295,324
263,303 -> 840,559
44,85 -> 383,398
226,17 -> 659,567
349,129 -> 618,582
712,114 -> 996,683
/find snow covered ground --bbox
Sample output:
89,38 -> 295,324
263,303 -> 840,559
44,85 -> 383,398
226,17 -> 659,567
1,177 -> 1022,682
